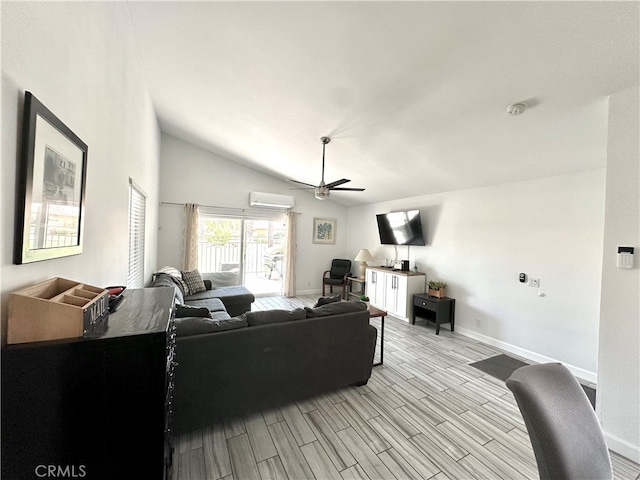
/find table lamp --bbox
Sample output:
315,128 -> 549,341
354,249 -> 375,279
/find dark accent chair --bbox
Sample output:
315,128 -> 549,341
322,259 -> 352,299
506,363 -> 613,480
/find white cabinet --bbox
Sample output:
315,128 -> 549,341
366,267 -> 425,322
365,268 -> 385,307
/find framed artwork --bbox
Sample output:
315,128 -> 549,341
312,217 -> 336,244
14,92 -> 88,264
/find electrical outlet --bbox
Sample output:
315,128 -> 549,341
307,281 -> 311,287
475,318 -> 481,325
528,277 -> 540,288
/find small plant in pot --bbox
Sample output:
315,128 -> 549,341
428,280 -> 447,298
359,294 -> 370,306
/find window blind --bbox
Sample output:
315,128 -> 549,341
127,179 -> 146,288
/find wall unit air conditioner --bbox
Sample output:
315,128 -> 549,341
249,192 -> 294,209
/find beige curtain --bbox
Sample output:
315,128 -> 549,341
283,211 -> 300,297
184,203 -> 199,271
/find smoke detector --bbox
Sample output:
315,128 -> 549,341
506,103 -> 527,116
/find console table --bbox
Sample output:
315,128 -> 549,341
412,294 -> 455,335
1,287 -> 176,480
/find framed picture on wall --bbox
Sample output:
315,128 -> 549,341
14,91 -> 88,264
312,217 -> 336,245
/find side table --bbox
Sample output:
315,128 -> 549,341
412,294 -> 455,335
348,277 -> 366,301
368,306 -> 386,366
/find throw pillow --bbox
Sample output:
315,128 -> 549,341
243,308 -> 306,327
182,269 -> 206,295
175,304 -> 212,318
313,295 -> 342,307
305,301 -> 367,318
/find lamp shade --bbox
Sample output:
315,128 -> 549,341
355,249 -> 374,262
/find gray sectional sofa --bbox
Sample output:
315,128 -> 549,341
171,301 -> 377,434
150,272 -> 378,435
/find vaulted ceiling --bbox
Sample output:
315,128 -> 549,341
127,1 -> 639,206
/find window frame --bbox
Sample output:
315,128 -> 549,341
127,178 -> 146,288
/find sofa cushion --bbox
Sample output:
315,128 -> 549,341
174,316 -> 247,337
243,308 -> 306,326
304,301 -> 368,318
313,295 -> 342,307
175,304 -> 212,319
182,269 -> 206,295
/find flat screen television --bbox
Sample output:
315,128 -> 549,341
376,210 -> 425,246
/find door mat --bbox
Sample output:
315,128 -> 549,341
470,354 -> 596,409
470,354 -> 528,382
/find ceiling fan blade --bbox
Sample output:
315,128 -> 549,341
288,179 -> 317,188
330,187 -> 365,191
325,178 -> 351,189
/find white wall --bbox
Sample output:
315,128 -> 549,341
348,170 -> 606,381
598,86 -> 640,462
1,3 -> 160,344
158,135 -> 348,293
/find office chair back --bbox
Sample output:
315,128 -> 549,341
506,363 -> 612,480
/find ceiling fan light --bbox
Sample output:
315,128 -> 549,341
315,186 -> 330,200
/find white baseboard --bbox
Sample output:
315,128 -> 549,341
605,432 -> 640,464
296,288 -> 322,296
456,326 -> 597,384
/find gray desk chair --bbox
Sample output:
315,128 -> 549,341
506,363 -> 612,480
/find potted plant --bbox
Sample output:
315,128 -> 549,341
359,294 -> 370,307
428,280 -> 447,298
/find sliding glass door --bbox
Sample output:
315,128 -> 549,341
197,214 -> 286,295
198,216 -> 242,281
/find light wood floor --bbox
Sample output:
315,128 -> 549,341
172,295 -> 640,480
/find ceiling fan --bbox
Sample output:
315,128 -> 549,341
288,137 -> 365,200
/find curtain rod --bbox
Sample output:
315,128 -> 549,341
160,201 -> 296,214
161,201 -> 247,211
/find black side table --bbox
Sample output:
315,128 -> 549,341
412,294 -> 455,335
